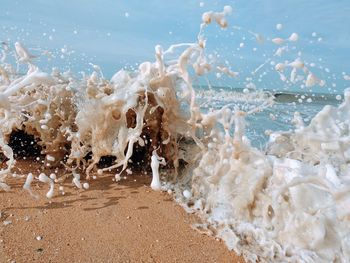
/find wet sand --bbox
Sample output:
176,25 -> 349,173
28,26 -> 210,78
0,161 -> 244,263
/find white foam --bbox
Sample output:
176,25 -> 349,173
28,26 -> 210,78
72,173 -> 82,189
183,189 -> 192,199
288,32 -> 299,42
272,38 -> 284,45
0,5 -> 349,262
150,150 -> 166,191
201,6 -> 233,28
37,173 -> 55,199
23,173 -> 38,199
15,42 -> 36,64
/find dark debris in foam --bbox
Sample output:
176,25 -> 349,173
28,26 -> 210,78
8,130 -> 42,159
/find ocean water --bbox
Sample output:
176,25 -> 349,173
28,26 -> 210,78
1,2 -> 350,263
197,87 -> 342,148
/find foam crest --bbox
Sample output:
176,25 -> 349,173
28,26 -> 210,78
0,5 -> 349,262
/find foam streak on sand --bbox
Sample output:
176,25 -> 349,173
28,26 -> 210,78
0,5 -> 349,263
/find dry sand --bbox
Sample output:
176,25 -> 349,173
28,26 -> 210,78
0,160 -> 244,263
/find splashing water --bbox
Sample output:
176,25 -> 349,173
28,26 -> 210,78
0,5 -> 349,263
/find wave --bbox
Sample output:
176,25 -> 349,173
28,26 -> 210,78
273,91 -> 341,104
1,5 -> 349,263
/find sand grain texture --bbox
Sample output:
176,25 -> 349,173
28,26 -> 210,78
0,161 -> 244,263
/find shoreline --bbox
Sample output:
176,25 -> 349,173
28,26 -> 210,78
0,161 -> 244,263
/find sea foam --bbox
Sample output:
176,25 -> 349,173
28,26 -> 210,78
0,5 -> 349,262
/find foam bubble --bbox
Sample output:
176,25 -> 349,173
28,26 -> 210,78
0,6 -> 349,262
288,32 -> 299,42
272,38 -> 284,45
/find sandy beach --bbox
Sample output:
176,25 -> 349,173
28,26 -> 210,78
0,160 -> 244,263
0,1 -> 349,262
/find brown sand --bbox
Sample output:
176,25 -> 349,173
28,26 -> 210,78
0,161 -> 244,263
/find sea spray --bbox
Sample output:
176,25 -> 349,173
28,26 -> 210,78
186,94 -> 350,261
23,173 -> 38,199
38,173 -> 55,199
150,149 -> 166,191
0,5 -> 349,262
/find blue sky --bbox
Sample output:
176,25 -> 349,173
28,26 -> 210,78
1,0 -> 349,93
